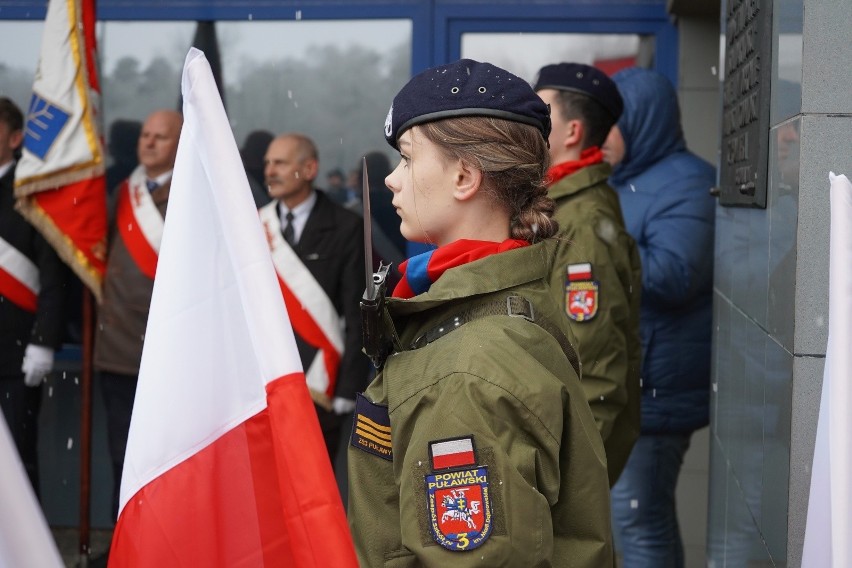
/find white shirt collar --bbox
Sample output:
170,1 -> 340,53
278,190 -> 317,245
147,170 -> 173,187
0,159 -> 15,180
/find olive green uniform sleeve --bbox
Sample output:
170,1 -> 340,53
348,370 -> 565,567
551,216 -> 633,442
395,372 -> 563,566
348,323 -> 612,567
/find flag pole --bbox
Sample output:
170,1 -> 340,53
79,288 -> 95,567
80,0 -> 98,560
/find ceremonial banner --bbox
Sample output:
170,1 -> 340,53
109,48 -> 357,567
802,172 -> 852,567
14,0 -> 107,299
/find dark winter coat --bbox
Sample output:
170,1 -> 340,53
610,67 -> 717,434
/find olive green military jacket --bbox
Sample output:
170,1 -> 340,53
348,240 -> 613,568
548,162 -> 642,487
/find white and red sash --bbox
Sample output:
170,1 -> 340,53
115,166 -> 164,280
259,202 -> 344,410
0,235 -> 39,313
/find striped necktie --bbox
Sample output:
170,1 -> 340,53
282,211 -> 296,246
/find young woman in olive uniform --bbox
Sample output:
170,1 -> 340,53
347,59 -> 613,567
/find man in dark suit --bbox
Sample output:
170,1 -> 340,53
0,97 -> 68,496
259,133 -> 369,466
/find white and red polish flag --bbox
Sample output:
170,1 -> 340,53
802,172 -> 852,567
430,438 -> 476,469
108,48 -> 357,567
567,262 -> 593,281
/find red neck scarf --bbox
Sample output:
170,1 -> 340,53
392,239 -> 529,299
546,146 -> 604,186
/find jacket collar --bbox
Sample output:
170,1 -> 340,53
547,161 -> 612,201
300,188 -> 335,230
387,239 -> 555,317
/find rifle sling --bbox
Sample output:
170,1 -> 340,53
406,295 -> 581,377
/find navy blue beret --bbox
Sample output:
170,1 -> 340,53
384,59 -> 551,150
533,62 -> 623,122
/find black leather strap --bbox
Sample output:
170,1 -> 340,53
407,295 -> 581,377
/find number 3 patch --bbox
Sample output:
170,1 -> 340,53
424,437 -> 493,551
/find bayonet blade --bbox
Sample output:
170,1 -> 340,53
362,157 -> 375,299
359,156 -> 393,368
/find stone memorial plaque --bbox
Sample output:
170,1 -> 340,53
719,0 -> 772,207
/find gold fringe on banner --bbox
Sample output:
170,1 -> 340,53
13,161 -> 104,196
14,196 -> 104,303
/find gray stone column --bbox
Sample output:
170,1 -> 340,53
708,2 -> 852,566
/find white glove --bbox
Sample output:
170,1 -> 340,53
21,344 -> 54,387
332,397 -> 356,415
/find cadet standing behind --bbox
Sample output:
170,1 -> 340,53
348,59 -> 613,567
0,97 -> 68,496
534,63 -> 643,486
94,109 -> 183,519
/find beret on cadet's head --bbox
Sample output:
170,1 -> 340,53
384,59 -> 551,150
533,62 -> 624,121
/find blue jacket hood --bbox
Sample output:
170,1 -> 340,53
610,68 -> 686,186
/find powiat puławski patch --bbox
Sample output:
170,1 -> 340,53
425,436 -> 493,551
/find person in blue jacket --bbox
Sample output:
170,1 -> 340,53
602,67 -> 716,568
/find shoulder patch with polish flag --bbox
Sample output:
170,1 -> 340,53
567,262 -> 592,281
565,262 -> 599,322
425,436 -> 493,551
429,437 -> 476,470
350,393 -> 392,461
